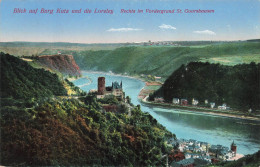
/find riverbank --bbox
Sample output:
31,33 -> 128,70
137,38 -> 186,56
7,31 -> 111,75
77,76 -> 92,88
140,95 -> 260,122
74,71 -> 260,122
72,71 -> 260,155
81,70 -> 146,82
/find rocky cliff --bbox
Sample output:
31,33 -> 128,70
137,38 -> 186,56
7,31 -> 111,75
38,54 -> 81,76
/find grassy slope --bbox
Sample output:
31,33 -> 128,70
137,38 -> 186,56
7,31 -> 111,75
1,41 -> 259,79
71,41 -> 260,78
0,42 -> 125,56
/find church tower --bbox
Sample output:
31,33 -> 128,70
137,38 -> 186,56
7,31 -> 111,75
231,140 -> 237,156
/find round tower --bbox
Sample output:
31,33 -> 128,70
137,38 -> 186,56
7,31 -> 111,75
98,77 -> 105,95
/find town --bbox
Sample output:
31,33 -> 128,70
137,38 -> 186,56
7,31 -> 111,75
154,97 -> 229,111
166,138 -> 242,167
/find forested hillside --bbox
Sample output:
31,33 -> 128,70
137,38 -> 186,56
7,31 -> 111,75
0,52 -> 67,100
0,53 -> 174,166
151,62 -> 260,111
1,97 -> 173,166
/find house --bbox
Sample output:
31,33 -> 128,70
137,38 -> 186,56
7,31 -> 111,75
192,98 -> 199,106
181,99 -> 188,105
188,146 -> 194,151
210,102 -> 215,108
219,150 -> 234,160
173,98 -> 180,104
194,158 -> 210,166
200,142 -> 210,152
170,158 -> 194,167
179,145 -> 185,152
200,155 -> 211,162
194,146 -> 201,152
154,97 -> 164,103
218,104 -> 227,110
209,145 -> 219,153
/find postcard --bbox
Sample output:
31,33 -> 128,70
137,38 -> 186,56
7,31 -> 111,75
0,0 -> 259,166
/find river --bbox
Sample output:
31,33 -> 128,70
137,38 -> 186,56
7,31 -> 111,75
72,71 -> 260,155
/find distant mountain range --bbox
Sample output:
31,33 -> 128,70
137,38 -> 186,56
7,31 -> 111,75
0,39 -> 259,47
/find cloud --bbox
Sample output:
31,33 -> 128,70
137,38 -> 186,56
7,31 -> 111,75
159,24 -> 176,30
107,28 -> 142,32
193,30 -> 216,35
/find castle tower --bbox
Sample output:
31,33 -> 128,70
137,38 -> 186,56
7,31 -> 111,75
98,77 -> 105,95
231,140 -> 237,156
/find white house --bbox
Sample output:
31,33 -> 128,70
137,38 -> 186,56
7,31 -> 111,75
173,98 -> 180,104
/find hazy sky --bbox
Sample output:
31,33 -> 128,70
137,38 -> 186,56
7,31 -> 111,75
0,0 -> 259,43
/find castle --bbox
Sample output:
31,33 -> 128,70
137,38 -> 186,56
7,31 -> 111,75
96,77 -> 125,100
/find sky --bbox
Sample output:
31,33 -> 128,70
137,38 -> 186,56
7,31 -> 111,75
0,0 -> 260,43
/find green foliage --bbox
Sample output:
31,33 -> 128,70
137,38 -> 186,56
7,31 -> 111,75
0,52 -> 67,101
152,62 -> 260,111
1,98 -> 174,166
98,95 -> 119,105
0,51 -> 174,166
64,78 -> 86,96
73,42 -> 260,78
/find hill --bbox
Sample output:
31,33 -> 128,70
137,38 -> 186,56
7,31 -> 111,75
150,62 -> 260,112
37,54 -> 81,77
71,41 -> 260,78
0,42 -> 125,56
1,41 -> 259,79
0,52 -> 67,101
0,53 -> 174,166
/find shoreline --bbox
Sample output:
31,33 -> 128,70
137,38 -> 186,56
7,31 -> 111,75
73,70 -> 259,156
75,70 -> 260,122
81,70 -> 146,82
140,95 -> 260,122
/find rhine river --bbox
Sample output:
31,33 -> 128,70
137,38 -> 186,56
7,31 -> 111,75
72,71 -> 260,155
